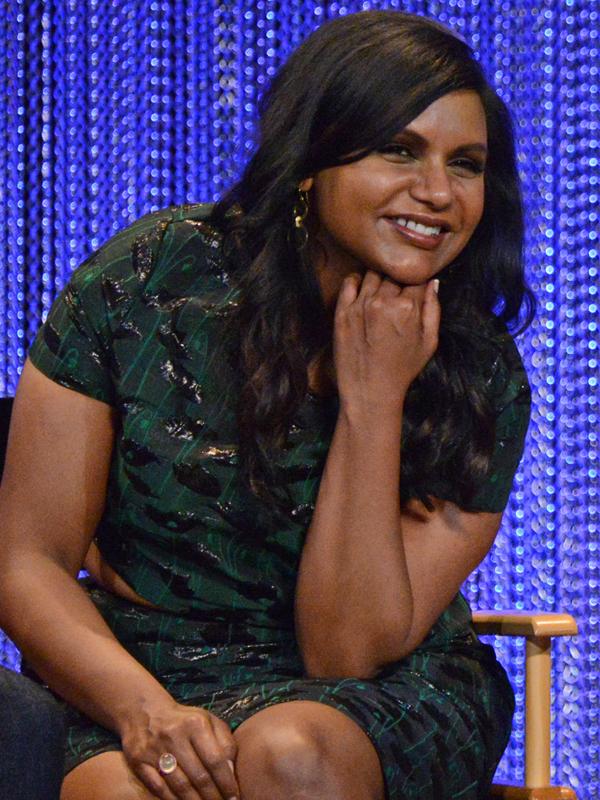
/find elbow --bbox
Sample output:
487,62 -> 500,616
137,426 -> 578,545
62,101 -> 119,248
295,604 -> 417,678
300,630 -> 412,680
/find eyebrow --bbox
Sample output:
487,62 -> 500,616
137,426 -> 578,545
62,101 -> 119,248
395,128 -> 488,156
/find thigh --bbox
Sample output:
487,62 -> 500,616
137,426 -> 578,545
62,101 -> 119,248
61,752 -> 153,800
60,707 -> 385,800
233,700 -> 385,800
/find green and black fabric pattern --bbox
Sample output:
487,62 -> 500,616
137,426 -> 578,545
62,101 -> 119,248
28,203 -> 530,799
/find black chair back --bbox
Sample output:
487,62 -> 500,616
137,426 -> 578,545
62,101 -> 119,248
0,397 -> 14,479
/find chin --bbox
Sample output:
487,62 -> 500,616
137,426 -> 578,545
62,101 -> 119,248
372,252 -> 440,282
381,264 -> 439,286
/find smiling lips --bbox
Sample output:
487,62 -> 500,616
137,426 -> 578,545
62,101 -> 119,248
386,216 -> 448,250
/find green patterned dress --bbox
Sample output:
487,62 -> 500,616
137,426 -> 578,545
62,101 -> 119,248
28,203 -> 531,799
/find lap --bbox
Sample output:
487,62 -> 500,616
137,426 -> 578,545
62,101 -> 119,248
53,586 -> 512,798
59,654 -> 511,800
61,700 -> 384,800
59,583 -> 512,798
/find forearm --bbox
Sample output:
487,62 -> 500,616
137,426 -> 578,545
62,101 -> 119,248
0,554 -> 175,736
295,405 -> 413,677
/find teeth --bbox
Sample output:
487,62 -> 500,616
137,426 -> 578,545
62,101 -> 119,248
395,217 -> 442,237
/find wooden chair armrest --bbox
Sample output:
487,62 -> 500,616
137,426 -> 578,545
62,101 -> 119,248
490,785 -> 577,799
472,610 -> 578,638
473,609 -> 578,797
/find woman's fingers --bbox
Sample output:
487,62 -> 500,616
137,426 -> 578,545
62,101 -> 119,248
161,765 -> 209,800
166,739 -> 227,799
390,281 -> 427,301
122,704 -> 240,800
390,279 -> 440,351
335,272 -> 361,314
356,269 -> 382,301
421,278 -> 441,343
186,748 -> 237,800
136,763 -> 181,800
375,277 -> 403,299
136,755 -> 212,800
336,271 -> 440,346
211,716 -> 238,780
190,720 -> 240,800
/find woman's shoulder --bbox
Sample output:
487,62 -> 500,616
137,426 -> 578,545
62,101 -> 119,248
27,204 -> 231,404
145,203 -> 232,300
65,202 -> 225,298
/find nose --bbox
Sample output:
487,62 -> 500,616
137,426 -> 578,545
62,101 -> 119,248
409,159 -> 453,209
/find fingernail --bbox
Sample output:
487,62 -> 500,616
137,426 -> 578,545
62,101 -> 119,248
433,279 -> 440,294
227,759 -> 235,773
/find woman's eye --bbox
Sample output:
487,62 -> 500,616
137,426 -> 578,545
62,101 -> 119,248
377,143 -> 413,160
376,146 -> 485,175
451,158 -> 485,176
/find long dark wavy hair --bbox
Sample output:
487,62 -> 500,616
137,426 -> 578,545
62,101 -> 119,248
211,10 -> 535,511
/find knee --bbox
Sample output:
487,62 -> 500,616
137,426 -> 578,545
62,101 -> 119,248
236,714 -> 327,793
233,702 -> 384,800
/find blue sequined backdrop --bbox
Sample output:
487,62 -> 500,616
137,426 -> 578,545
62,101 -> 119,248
0,0 -> 597,793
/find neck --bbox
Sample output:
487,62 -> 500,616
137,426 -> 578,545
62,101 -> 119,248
309,238 -> 363,311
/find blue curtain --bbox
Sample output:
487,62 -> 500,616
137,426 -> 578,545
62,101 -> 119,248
0,0 -> 597,793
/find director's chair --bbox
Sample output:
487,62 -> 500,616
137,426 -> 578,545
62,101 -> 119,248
472,609 -> 578,800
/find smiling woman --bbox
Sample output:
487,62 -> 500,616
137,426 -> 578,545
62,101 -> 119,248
0,10 -> 534,800
301,90 -> 488,296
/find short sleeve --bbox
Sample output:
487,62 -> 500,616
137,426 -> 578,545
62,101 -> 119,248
464,333 -> 531,513
28,208 -> 174,404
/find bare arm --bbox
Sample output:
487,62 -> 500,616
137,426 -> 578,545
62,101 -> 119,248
295,272 -> 501,678
0,361 -> 240,800
0,362 -> 171,722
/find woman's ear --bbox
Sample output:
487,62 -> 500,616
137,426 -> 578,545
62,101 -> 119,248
299,177 -> 314,192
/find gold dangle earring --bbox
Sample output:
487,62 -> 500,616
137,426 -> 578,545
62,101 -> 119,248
292,188 -> 309,249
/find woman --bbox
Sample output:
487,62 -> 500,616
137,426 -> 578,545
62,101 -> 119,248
0,11 -> 533,800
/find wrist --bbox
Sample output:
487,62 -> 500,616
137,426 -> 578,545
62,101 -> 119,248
334,403 -> 404,467
338,397 -> 406,430
114,685 -> 177,737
